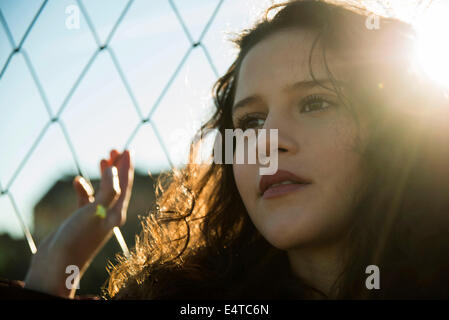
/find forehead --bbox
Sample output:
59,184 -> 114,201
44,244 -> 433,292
234,28 -> 357,100
238,28 -> 315,81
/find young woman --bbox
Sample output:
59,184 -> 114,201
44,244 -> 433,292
22,0 -> 449,299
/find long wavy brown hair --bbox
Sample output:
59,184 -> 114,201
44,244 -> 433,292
105,0 -> 449,299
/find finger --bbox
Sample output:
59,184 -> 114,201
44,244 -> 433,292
122,150 -> 134,188
110,149 -> 120,165
73,176 -> 94,208
95,166 -> 121,209
100,159 -> 108,175
100,149 -> 119,173
122,150 -> 134,207
107,150 -> 134,226
116,150 -> 133,201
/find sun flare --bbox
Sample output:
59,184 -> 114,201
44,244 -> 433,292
413,1 -> 449,89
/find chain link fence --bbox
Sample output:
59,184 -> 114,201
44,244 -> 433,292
0,0 -> 235,256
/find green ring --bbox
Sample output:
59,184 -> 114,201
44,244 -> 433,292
95,204 -> 107,219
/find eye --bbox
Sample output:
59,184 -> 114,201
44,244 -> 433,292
234,113 -> 266,130
300,95 -> 335,113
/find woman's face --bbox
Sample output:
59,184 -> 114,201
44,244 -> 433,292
232,28 -> 369,250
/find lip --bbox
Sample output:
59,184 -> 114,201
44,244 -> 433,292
259,169 -> 312,198
262,183 -> 310,199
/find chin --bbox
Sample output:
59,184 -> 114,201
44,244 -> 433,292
258,221 -> 322,251
266,237 -> 300,251
251,207 -> 318,249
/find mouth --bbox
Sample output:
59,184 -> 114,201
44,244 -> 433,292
261,182 -> 310,199
259,169 -> 312,200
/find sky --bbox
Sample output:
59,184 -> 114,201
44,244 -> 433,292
0,0 -> 276,242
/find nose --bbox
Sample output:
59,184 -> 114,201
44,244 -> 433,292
260,112 -> 298,158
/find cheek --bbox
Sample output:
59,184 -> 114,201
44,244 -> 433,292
308,124 -> 366,234
232,163 -> 258,211
317,151 -> 364,226
233,164 -> 251,194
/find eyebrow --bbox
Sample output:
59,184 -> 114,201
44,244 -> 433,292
232,79 -> 346,114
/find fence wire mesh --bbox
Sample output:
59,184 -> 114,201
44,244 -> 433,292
0,0 -> 225,255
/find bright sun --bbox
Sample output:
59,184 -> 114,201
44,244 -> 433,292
413,0 -> 449,89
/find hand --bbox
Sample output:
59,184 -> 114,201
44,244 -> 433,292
24,149 -> 134,298
98,149 -> 134,228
